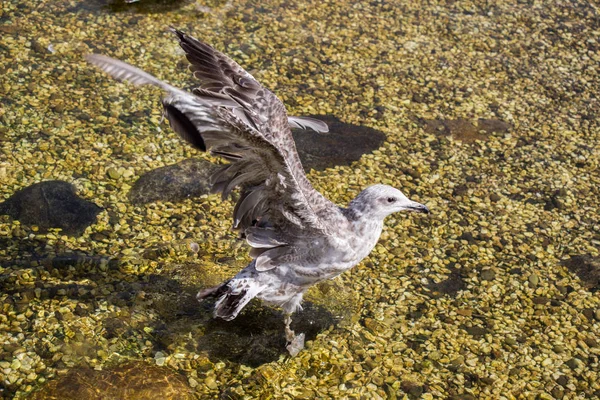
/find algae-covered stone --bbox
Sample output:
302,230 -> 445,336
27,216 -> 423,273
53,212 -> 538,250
561,255 -> 600,290
29,362 -> 194,400
422,118 -> 510,143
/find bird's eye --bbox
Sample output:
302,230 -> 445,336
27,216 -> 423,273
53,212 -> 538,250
387,197 -> 396,203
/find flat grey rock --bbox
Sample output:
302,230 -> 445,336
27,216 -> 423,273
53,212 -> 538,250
128,159 -> 218,205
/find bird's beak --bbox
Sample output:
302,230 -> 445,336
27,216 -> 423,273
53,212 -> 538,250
406,201 -> 430,214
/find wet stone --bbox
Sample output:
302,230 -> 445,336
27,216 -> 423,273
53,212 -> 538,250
551,386 -> 565,399
489,193 -> 501,202
561,255 -> 600,291
459,231 -> 476,243
565,358 -> 582,370
425,267 -> 466,298
0,180 -> 102,236
29,361 -> 194,400
422,118 -> 510,143
556,375 -> 569,387
107,167 -> 121,180
291,114 -> 386,171
102,0 -> 190,14
533,296 -> 550,305
400,381 -> 424,399
129,159 -> 219,205
0,24 -> 20,34
528,273 -> 540,287
449,395 -> 477,400
30,39 -> 51,55
464,325 -> 488,338
480,268 -> 496,281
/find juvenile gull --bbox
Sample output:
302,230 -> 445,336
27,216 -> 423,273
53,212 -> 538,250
86,29 -> 429,356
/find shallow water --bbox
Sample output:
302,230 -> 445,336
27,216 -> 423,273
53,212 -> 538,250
1,0 -> 599,398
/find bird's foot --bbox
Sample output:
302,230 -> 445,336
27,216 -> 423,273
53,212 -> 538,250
286,332 -> 305,357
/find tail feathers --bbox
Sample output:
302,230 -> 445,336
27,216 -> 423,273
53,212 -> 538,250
196,280 -> 230,301
208,279 -> 265,321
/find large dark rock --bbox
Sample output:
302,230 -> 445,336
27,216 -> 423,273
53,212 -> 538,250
0,181 -> 101,236
292,115 -> 387,171
106,0 -> 188,13
128,159 -> 218,205
29,362 -> 194,400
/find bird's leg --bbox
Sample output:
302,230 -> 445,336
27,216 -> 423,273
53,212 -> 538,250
284,313 -> 305,357
284,313 -> 294,342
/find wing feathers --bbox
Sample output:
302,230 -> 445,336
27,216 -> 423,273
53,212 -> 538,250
288,116 -> 329,133
246,227 -> 288,248
255,247 -> 290,271
163,104 -> 207,151
233,190 -> 264,228
85,54 -> 188,98
87,29 -> 338,274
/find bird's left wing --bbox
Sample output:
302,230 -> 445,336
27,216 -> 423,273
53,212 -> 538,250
86,30 -> 341,271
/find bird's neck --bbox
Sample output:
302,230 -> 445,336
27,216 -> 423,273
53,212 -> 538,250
343,206 -> 385,236
344,202 -> 383,223
344,209 -> 385,261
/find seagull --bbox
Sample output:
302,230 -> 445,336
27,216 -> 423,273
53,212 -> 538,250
86,28 -> 429,356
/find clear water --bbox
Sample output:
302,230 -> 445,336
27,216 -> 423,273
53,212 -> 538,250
1,0 -> 599,398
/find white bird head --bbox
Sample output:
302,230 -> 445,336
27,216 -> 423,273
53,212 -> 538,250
350,184 -> 429,220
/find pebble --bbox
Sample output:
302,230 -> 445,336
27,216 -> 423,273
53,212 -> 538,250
553,344 -> 565,354
480,268 -> 496,281
528,273 -> 540,287
107,167 -> 121,180
565,358 -> 582,370
204,376 -> 218,390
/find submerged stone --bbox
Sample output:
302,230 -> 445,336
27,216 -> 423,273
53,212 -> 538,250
422,118 -> 510,143
425,267 -> 467,298
562,255 -> 600,291
29,362 -> 194,400
128,159 -> 218,205
0,180 -> 101,236
291,115 -> 386,171
104,0 -> 190,13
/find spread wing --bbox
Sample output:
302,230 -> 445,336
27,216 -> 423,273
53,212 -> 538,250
86,29 -> 340,271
